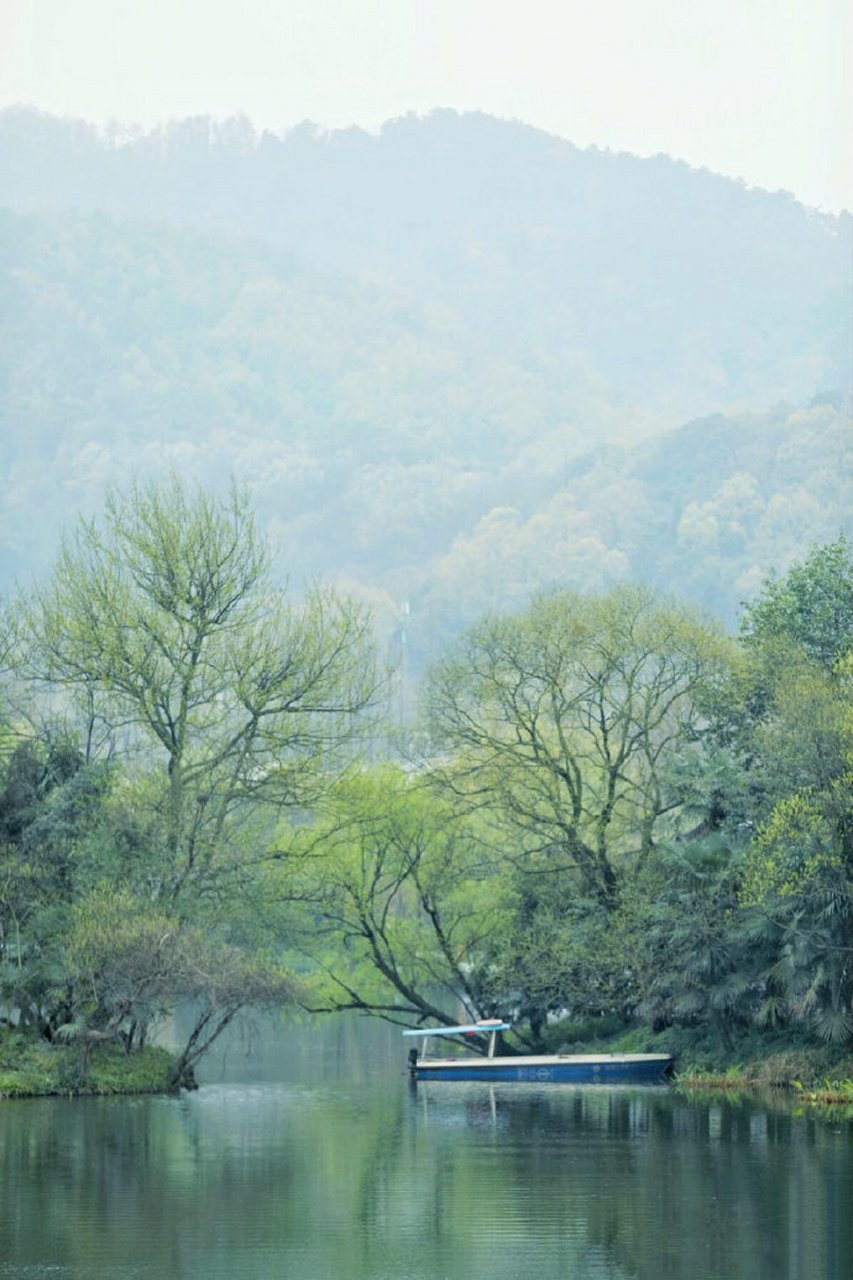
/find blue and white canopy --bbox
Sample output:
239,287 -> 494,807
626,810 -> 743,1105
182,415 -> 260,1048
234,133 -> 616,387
402,1020 -> 511,1037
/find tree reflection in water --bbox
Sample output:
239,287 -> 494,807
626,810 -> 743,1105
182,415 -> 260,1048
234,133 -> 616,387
0,1018 -> 850,1280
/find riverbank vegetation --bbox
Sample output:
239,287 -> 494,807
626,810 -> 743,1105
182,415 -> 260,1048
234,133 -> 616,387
1,478 -> 851,1095
0,478 -> 378,1091
0,1035 -> 177,1098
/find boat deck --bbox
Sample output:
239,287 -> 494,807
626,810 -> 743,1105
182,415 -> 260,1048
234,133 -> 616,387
413,1052 -> 673,1083
420,1053 -> 668,1066
403,1023 -> 672,1084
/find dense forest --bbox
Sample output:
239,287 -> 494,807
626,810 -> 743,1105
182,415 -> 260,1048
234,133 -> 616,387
0,481 -> 851,1088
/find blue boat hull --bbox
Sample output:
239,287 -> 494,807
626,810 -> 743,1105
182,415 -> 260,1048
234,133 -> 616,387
414,1055 -> 672,1084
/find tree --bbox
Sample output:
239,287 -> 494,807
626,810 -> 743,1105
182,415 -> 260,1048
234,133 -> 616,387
425,585 -> 732,907
740,535 -> 853,670
8,476 -> 381,1069
61,884 -> 296,1084
0,735 -> 110,1042
734,542 -> 853,1044
17,476 -> 381,903
271,767 -> 507,1041
631,837 -> 760,1052
741,789 -> 853,1044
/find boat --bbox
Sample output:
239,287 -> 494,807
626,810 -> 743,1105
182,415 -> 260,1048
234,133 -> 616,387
403,1019 -> 673,1083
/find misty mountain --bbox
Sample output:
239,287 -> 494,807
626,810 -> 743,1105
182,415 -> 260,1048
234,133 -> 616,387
0,107 -> 850,668
2,106 -> 849,417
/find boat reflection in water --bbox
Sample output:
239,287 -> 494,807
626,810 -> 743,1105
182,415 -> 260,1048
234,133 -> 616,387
404,1019 -> 673,1084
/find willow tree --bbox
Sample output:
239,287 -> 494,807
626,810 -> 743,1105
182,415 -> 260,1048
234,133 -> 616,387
425,585 -> 732,908
11,476 -> 381,1069
273,766 -> 507,1035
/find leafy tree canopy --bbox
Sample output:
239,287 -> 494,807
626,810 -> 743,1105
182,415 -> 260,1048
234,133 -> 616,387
740,535 -> 853,669
425,585 -> 733,906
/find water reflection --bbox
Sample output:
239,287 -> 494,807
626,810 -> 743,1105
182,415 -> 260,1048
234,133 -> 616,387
0,1018 -> 851,1280
409,1082 -> 853,1280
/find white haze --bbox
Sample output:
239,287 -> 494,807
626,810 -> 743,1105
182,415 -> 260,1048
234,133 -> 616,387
0,0 -> 850,213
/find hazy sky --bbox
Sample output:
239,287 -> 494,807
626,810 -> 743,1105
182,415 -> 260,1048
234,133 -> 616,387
1,0 -> 850,211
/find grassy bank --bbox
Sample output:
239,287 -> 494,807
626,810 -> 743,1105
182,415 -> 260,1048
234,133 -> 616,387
0,1033 -> 182,1099
534,1016 -> 853,1102
674,1066 -> 853,1107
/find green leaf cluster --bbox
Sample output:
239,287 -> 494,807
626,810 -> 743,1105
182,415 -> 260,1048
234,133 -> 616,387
0,476 -> 378,1084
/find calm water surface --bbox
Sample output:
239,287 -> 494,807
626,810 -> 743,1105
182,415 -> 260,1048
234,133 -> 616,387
0,1017 -> 851,1279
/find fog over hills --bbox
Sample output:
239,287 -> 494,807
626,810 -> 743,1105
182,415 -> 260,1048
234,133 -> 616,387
4,107 -> 848,407
1,106 -> 850,663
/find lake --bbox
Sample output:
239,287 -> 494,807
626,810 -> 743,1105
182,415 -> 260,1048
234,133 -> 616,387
0,1015 -> 851,1279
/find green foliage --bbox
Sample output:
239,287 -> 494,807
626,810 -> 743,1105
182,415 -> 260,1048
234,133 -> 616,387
733,544 -> 853,1046
0,1034 -> 58,1096
742,791 -> 843,904
0,736 -> 112,1040
426,585 -> 732,905
629,837 -> 762,1052
61,885 -> 181,1037
4,503 -> 853,1080
0,1032 -> 178,1097
85,1044 -> 178,1094
16,475 -> 380,898
485,884 -> 644,1041
272,766 -> 506,1032
740,536 -> 853,669
0,476 -> 378,1081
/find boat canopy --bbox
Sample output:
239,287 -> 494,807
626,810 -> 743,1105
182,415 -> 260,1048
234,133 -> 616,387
402,1020 -> 511,1037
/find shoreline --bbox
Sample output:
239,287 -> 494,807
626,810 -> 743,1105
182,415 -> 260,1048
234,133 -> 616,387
0,1041 -> 186,1099
673,1069 -> 853,1108
3,1033 -> 853,1109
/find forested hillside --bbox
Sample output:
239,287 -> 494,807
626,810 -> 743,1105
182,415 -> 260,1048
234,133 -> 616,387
1,107 -> 850,668
3,107 -> 848,409
412,395 -> 852,666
